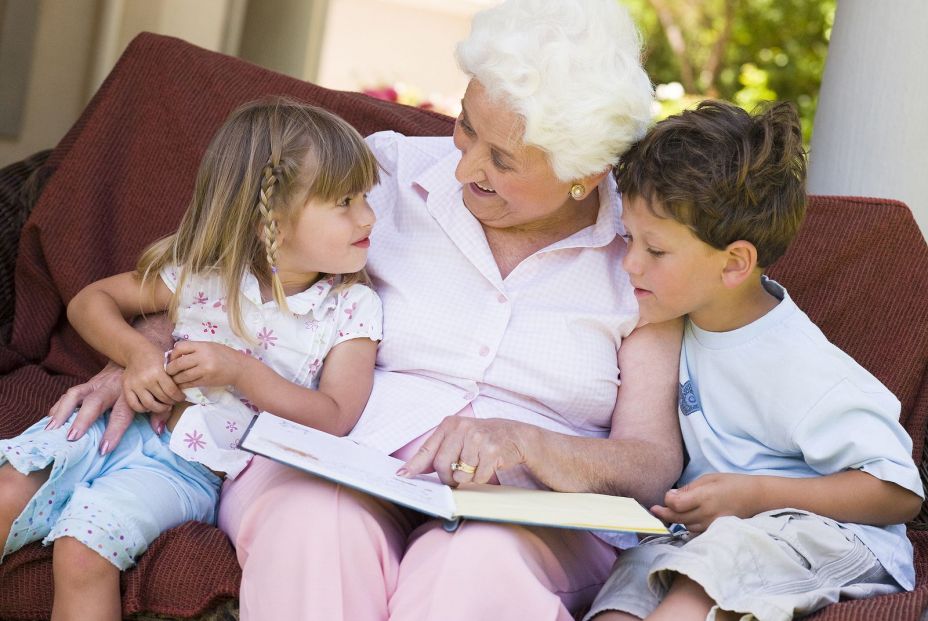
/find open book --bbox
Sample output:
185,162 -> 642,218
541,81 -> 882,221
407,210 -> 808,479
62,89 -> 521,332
240,413 -> 668,535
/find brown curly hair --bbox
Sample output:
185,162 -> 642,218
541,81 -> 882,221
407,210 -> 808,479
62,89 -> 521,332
615,100 -> 807,267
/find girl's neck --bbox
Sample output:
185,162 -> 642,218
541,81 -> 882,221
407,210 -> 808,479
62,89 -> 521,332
258,270 -> 322,302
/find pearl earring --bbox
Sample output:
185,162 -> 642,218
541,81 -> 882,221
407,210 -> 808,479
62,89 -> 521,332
570,184 -> 585,200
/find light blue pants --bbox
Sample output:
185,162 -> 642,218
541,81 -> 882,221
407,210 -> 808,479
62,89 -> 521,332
1,411 -> 221,569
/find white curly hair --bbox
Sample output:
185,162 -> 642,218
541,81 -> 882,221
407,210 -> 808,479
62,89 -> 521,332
455,0 -> 653,182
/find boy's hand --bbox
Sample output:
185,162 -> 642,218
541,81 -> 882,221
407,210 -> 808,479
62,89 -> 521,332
651,472 -> 761,533
166,341 -> 247,389
124,347 -> 184,413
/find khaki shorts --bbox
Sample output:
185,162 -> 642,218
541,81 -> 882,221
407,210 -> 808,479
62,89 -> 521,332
584,509 -> 900,621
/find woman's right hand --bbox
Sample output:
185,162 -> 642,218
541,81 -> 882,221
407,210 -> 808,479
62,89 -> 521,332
46,358 -> 181,454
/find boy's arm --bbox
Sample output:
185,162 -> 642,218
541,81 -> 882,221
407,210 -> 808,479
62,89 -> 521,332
653,470 -> 923,533
167,336 -> 377,436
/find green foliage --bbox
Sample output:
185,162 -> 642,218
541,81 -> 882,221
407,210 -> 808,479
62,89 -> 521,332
621,0 -> 835,143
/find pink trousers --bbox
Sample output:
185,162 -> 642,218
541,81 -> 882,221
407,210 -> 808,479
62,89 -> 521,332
218,456 -> 618,621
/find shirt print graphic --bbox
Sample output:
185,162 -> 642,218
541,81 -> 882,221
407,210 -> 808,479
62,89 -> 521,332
678,380 -> 701,416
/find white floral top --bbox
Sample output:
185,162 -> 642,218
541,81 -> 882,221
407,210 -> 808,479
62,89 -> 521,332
160,266 -> 383,478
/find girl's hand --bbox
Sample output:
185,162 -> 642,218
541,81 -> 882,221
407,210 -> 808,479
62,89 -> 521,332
398,416 -> 531,487
166,341 -> 248,389
123,347 -> 183,414
650,472 -> 761,533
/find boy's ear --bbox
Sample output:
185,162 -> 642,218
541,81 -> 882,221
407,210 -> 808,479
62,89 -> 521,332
720,240 -> 758,288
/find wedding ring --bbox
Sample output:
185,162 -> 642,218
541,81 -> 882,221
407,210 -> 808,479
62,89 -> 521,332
450,460 -> 477,475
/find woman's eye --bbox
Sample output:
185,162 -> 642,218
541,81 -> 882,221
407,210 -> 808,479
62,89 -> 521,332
458,117 -> 475,136
491,152 -> 511,171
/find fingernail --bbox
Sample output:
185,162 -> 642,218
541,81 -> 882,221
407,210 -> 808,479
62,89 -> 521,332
156,422 -> 165,435
45,420 -> 56,431
99,441 -> 110,456
395,467 -> 408,477
67,428 -> 78,441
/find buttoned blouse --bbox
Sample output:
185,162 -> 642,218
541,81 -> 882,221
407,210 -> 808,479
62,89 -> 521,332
162,267 -> 382,478
349,133 -> 639,459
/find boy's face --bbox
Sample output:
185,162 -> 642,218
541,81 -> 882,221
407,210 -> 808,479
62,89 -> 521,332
621,195 -> 728,326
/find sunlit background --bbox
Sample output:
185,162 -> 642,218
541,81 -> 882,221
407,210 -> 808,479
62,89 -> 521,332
0,0 -> 924,235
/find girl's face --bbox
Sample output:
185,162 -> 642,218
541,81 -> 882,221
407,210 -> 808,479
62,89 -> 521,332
453,80 -> 582,231
275,190 -> 375,293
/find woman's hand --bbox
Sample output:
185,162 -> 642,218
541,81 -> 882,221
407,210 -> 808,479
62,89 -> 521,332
166,341 -> 248,389
123,346 -> 183,413
650,473 -> 761,533
398,416 -> 534,486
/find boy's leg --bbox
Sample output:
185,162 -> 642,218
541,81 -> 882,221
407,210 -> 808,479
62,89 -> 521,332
647,574 -> 723,621
51,536 -> 120,621
0,463 -> 50,549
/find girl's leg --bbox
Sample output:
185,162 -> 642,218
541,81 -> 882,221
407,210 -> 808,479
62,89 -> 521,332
51,536 -> 120,621
219,456 -> 420,621
0,463 -> 50,548
390,519 -> 618,621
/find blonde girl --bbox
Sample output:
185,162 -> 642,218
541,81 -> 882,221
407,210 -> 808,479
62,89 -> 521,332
0,98 -> 382,620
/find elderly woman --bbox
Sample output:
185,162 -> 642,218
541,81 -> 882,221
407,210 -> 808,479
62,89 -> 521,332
53,1 -> 682,619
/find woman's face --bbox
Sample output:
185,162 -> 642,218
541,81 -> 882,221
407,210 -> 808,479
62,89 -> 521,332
453,80 -> 577,231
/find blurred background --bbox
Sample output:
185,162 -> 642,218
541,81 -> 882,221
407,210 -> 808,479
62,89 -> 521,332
0,0 -> 925,235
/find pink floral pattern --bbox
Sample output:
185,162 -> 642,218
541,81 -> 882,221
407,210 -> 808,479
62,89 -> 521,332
184,430 -> 206,451
160,265 -> 382,478
256,327 -> 277,350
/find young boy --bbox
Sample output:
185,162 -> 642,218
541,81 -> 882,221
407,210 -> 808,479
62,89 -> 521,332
585,101 -> 924,621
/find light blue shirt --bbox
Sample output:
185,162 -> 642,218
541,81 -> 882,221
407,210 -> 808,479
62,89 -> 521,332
678,278 -> 924,589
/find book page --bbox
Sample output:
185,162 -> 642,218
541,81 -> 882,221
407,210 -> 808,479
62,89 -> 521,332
451,485 -> 668,534
241,413 -> 456,519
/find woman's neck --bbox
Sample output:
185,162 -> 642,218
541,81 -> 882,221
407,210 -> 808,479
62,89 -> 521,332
484,190 -> 600,279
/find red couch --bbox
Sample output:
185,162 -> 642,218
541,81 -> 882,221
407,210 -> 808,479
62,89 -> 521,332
0,33 -> 925,620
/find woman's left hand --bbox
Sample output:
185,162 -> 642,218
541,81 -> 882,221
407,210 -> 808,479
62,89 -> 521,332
398,417 -> 533,486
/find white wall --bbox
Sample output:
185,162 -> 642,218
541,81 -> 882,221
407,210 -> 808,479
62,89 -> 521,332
0,0 -> 243,168
808,0 -> 928,239
0,0 -> 97,166
315,0 -> 494,114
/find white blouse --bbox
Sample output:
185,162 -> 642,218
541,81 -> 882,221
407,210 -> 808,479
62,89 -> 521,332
350,133 -> 639,470
162,267 -> 382,478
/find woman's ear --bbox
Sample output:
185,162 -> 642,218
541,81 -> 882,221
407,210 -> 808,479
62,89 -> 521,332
573,167 -> 612,199
720,240 -> 759,288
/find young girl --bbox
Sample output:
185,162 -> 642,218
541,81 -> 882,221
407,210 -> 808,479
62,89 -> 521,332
0,98 -> 382,620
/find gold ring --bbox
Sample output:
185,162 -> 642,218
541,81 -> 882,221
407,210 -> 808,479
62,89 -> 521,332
450,460 -> 476,475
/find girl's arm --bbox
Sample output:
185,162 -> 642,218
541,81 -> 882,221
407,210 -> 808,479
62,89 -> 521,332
652,470 -> 923,533
400,319 -> 684,509
67,273 -> 183,413
167,337 -> 377,436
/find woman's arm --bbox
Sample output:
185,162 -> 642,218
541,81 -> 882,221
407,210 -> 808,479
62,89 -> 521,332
67,272 -> 183,413
167,337 -> 377,436
401,319 -> 684,508
47,314 -> 177,451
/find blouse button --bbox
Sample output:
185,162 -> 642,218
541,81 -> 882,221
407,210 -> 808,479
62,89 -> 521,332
497,293 -> 507,303
478,345 -> 490,357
